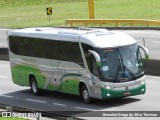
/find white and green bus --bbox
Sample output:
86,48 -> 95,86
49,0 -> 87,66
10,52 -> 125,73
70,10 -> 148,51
8,27 -> 149,103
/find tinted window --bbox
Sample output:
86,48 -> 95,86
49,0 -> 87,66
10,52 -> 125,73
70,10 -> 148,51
9,36 -> 84,67
81,43 -> 96,74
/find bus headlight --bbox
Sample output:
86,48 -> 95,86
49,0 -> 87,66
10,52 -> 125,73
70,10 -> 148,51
106,86 -> 114,90
102,85 -> 114,90
140,81 -> 145,85
106,86 -> 111,90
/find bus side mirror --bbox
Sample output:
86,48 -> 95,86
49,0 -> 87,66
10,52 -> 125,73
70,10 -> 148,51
88,50 -> 101,67
138,45 -> 149,59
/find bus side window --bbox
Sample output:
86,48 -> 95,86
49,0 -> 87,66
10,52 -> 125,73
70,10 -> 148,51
82,43 -> 99,77
92,57 -> 99,77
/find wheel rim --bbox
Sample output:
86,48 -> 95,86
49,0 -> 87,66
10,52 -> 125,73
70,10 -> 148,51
83,89 -> 89,100
32,81 -> 37,93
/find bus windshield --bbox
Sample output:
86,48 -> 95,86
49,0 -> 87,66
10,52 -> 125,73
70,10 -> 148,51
96,44 -> 144,83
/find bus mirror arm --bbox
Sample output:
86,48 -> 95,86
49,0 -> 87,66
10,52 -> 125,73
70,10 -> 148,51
88,50 -> 101,66
138,45 -> 149,59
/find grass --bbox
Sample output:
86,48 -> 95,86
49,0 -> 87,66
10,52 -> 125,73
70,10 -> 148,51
0,0 -> 160,28
0,1 -> 88,28
95,0 -> 160,19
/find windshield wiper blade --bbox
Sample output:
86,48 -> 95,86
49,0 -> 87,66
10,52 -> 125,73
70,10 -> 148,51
123,65 -> 135,78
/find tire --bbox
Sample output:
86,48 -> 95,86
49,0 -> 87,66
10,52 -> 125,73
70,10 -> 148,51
30,77 -> 40,96
81,85 -> 92,104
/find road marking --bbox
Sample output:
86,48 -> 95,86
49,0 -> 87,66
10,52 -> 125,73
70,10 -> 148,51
75,107 -> 96,111
0,95 -> 13,98
145,75 -> 160,79
152,41 -> 160,44
53,103 -> 66,107
26,99 -> 47,103
0,76 -> 8,79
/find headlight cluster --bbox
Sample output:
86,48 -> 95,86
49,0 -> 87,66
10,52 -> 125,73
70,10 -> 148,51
140,81 -> 145,85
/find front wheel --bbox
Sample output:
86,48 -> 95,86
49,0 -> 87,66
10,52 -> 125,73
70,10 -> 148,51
81,85 -> 92,104
30,77 -> 40,96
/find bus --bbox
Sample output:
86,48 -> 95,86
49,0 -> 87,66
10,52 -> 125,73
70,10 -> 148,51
8,27 -> 149,103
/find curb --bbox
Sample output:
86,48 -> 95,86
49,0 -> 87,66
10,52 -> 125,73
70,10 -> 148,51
59,26 -> 160,30
100,27 -> 160,30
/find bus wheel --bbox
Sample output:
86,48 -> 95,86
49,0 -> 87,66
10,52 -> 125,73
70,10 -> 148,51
30,77 -> 40,96
81,85 -> 92,104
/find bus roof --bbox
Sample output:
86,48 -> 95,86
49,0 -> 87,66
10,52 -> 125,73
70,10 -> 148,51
8,27 -> 136,48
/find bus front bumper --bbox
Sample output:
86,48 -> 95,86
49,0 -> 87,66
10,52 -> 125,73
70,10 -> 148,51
101,83 -> 146,100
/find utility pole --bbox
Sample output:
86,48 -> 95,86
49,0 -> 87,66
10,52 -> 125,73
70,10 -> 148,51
88,0 -> 95,19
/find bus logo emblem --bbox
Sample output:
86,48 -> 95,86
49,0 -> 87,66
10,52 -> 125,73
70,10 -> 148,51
125,87 -> 128,90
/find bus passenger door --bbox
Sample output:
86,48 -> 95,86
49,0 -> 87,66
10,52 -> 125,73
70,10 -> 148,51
86,52 -> 102,98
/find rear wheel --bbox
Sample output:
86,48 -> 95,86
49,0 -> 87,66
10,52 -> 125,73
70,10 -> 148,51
30,77 -> 40,95
81,85 -> 92,104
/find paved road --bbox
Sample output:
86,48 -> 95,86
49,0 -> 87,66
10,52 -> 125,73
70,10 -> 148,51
0,61 -> 160,119
0,29 -> 160,59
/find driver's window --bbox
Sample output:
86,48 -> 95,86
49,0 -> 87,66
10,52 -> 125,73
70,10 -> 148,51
92,57 -> 99,77
86,53 -> 99,77
137,48 -> 143,69
82,43 -> 99,77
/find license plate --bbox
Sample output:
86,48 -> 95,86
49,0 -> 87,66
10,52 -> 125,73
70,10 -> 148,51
124,92 -> 131,95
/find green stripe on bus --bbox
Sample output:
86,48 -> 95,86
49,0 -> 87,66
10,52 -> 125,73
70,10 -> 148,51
12,64 -> 46,88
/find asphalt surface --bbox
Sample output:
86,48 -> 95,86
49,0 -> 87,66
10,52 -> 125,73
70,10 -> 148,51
0,61 -> 160,120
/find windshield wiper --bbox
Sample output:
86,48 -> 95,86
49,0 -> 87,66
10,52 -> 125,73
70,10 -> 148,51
117,49 -> 135,79
123,65 -> 135,78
